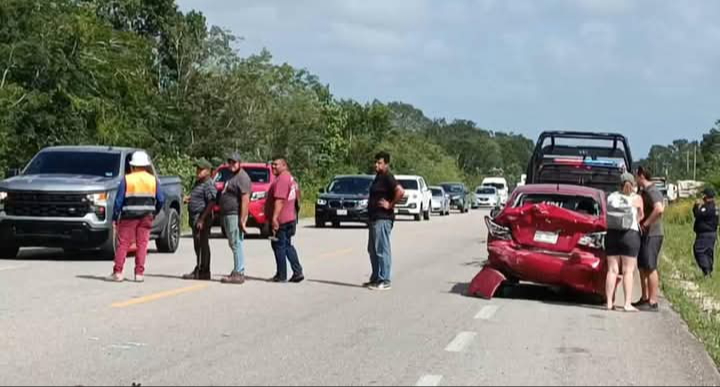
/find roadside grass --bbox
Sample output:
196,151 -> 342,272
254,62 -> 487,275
661,200 -> 720,367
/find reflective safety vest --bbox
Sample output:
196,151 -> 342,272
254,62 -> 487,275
122,171 -> 158,219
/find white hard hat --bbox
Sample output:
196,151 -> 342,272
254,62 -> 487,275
129,151 -> 152,167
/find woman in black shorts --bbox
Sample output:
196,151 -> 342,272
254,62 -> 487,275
605,173 -> 645,312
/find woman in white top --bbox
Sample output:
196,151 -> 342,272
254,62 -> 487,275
605,173 -> 645,312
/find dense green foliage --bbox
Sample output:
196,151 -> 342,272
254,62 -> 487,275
0,0 -> 533,200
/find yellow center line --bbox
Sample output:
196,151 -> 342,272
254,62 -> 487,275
319,248 -> 354,258
111,283 -> 209,308
0,265 -> 27,272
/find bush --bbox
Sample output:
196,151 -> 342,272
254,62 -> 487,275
154,153 -> 196,193
665,200 -> 696,225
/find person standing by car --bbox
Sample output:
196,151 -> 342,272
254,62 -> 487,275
218,152 -> 251,285
266,158 -> 304,283
107,151 -> 165,283
605,173 -> 644,312
693,188 -> 718,278
634,167 -> 665,311
182,159 -> 217,281
366,152 -> 405,291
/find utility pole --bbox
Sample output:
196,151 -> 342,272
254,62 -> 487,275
693,143 -> 698,181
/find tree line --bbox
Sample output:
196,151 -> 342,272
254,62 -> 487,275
0,0 -> 533,198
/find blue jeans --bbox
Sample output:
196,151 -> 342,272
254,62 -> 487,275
272,222 -> 303,280
368,220 -> 393,283
223,215 -> 245,274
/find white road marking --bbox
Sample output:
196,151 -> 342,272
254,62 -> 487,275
444,331 -> 477,353
474,305 -> 499,320
416,374 -> 443,386
0,265 -> 26,272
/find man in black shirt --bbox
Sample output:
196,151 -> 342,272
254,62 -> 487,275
694,188 -> 719,278
366,152 -> 405,291
182,158 -> 216,280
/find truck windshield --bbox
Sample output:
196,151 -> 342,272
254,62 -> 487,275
477,188 -> 497,194
482,183 -> 505,190
243,167 -> 270,183
442,184 -> 464,193
328,178 -> 372,194
24,151 -> 121,178
398,180 -> 419,190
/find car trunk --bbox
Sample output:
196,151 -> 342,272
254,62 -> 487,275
496,202 -> 605,254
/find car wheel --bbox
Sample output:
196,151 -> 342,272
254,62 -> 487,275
414,211 -> 422,221
99,226 -> 117,260
156,208 -> 181,253
423,207 -> 430,221
0,244 -> 19,259
315,218 -> 325,228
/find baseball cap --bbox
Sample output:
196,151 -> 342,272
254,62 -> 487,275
227,152 -> 242,163
703,188 -> 716,198
194,158 -> 212,170
621,172 -> 636,185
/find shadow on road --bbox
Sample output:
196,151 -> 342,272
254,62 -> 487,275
8,248 -> 124,262
304,225 -> 368,230
76,274 -> 111,282
450,281 -> 605,310
307,279 -> 365,289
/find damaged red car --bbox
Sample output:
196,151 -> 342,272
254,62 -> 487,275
469,184 -> 609,299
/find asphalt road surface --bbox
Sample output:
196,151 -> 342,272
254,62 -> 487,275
1,209 -> 719,386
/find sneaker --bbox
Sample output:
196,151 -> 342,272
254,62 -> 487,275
105,273 -> 124,282
289,274 -> 305,283
368,282 -> 392,291
182,270 -> 199,280
221,272 -> 246,285
134,274 -> 144,283
269,275 -> 287,283
631,299 -> 649,308
638,302 -> 659,312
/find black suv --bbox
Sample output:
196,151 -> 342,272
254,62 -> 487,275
315,175 -> 374,228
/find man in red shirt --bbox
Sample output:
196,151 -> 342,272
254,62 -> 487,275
266,157 -> 304,283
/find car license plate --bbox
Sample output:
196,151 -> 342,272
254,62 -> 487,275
534,231 -> 559,244
337,209 -> 348,216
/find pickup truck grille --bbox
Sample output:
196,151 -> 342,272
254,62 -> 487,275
397,197 -> 408,206
329,200 -> 359,209
5,192 -> 91,218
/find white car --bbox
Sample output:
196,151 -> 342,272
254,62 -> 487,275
430,186 -> 451,216
395,175 -> 432,221
475,186 -> 499,208
481,177 -> 509,205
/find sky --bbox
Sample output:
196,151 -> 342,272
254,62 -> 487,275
177,0 -> 720,158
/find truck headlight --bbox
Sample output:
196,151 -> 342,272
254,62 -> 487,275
86,192 -> 108,206
251,191 -> 267,202
358,199 -> 368,208
317,198 -> 327,206
0,191 -> 6,211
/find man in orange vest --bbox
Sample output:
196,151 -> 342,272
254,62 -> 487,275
107,151 -> 165,282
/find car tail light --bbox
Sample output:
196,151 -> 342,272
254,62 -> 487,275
578,232 -> 605,249
485,216 -> 512,240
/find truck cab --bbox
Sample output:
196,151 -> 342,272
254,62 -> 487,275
212,162 -> 275,237
481,177 -> 509,205
0,146 -> 183,259
394,175 -> 432,221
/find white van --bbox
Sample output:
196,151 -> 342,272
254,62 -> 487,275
481,177 -> 509,205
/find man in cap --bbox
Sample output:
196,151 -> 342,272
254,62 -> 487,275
634,166 -> 665,311
693,188 -> 719,278
218,152 -> 252,284
182,158 -> 217,280
107,151 -> 165,282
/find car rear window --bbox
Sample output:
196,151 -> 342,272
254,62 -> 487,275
244,167 -> 270,183
431,188 -> 443,196
514,193 -> 601,217
398,180 -> 419,190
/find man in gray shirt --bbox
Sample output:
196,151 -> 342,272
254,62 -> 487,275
635,167 -> 665,311
219,152 -> 252,284
182,158 -> 216,281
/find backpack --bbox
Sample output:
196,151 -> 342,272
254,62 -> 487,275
606,192 -> 636,231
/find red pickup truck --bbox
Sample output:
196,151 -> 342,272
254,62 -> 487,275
212,162 -> 275,237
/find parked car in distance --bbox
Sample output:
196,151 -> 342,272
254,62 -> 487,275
212,162 -> 274,237
315,175 -> 374,227
0,146 -> 183,259
440,182 -> 471,213
468,184 -> 608,301
480,177 -> 509,205
395,175 -> 432,221
430,186 -> 451,216
475,186 -> 500,208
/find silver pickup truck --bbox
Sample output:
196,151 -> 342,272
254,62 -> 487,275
0,146 -> 183,259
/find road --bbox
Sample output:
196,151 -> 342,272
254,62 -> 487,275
0,209 -> 718,386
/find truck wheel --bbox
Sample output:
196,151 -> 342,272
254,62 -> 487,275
414,211 -> 422,221
315,218 -> 325,228
423,207 -> 431,221
0,244 -> 19,259
156,208 -> 180,253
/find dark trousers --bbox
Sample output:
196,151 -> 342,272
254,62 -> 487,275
694,233 -> 716,276
272,222 -> 303,280
192,216 -> 212,275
